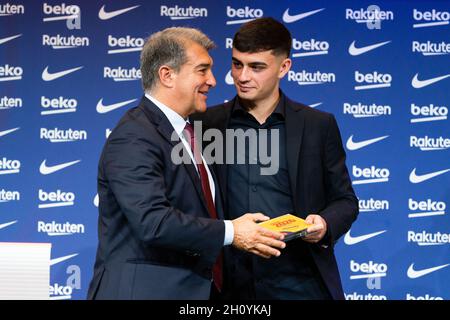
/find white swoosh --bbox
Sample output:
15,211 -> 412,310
96,98 -> 137,114
348,40 -> 391,56
40,159 -> 81,175
98,5 -> 140,20
0,220 -> 18,230
50,253 -> 78,266
282,8 -> 325,23
93,194 -> 99,207
0,34 -> 22,45
42,66 -> 83,81
409,168 -> 450,183
412,73 -> 450,89
407,263 -> 450,279
0,127 -> 20,137
344,229 -> 386,245
225,70 -> 234,85
346,135 -> 389,150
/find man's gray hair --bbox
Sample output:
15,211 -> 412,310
140,27 -> 215,92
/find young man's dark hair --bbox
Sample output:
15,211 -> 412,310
233,17 -> 292,57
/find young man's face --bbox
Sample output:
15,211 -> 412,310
172,41 -> 216,115
231,48 -> 291,104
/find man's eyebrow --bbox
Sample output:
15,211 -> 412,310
195,63 -> 211,69
232,57 -> 267,67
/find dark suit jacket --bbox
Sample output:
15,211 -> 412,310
87,96 -> 225,300
192,94 -> 358,300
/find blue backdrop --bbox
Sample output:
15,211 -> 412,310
0,0 -> 449,300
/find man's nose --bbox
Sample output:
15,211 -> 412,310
207,71 -> 217,87
237,67 -> 250,82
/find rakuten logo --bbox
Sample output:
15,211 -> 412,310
226,6 -> 263,25
345,292 -> 387,300
38,189 -> 75,209
42,34 -> 89,49
410,135 -> 450,151
413,9 -> 450,28
37,220 -> 85,236
406,293 -> 443,300
343,102 -> 391,118
291,38 -> 329,58
408,198 -> 446,218
41,95 -> 77,115
412,41 -> 450,56
410,103 -> 448,123
0,3 -> 25,16
0,189 -> 20,203
160,5 -> 207,20
287,70 -> 336,85
103,66 -> 141,81
408,231 -> 450,246
40,127 -> 87,142
359,198 -> 389,213
346,7 -> 394,28
352,165 -> 390,184
0,96 -> 22,110
354,71 -> 392,90
0,64 -> 23,81
0,157 -> 21,175
42,3 -> 79,22
350,260 -> 388,280
107,35 -> 143,54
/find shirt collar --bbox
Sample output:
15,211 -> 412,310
145,93 -> 188,136
232,91 -> 286,119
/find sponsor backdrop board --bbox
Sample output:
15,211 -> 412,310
0,0 -> 449,300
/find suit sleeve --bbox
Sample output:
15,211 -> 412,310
319,115 -> 359,246
101,121 -> 224,264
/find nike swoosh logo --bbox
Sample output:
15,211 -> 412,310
0,34 -> 22,45
40,159 -> 81,175
96,98 -> 137,114
93,194 -> 99,207
407,263 -> 450,279
50,253 -> 78,266
98,5 -> 140,20
0,220 -> 18,230
409,168 -> 450,183
346,135 -> 389,150
344,229 -> 386,245
0,127 -> 20,137
282,8 -> 325,23
412,73 -> 450,88
42,66 -> 83,81
348,40 -> 391,56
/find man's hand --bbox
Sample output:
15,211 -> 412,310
303,214 -> 327,243
232,213 -> 286,259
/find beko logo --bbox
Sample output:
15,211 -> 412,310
42,3 -> 80,22
283,8 -> 325,24
160,5 -> 207,20
348,40 -> 391,56
0,189 -> 20,203
407,263 -> 450,279
38,189 -> 75,209
291,38 -> 329,58
413,9 -> 449,28
41,96 -> 77,115
346,135 -> 389,151
352,165 -> 389,184
409,167 -> 450,184
406,293 -> 443,300
40,127 -> 87,142
412,73 -> 450,89
0,64 -> 23,81
350,260 -> 388,280
359,198 -> 389,213
354,71 -> 392,90
42,66 -> 83,81
410,103 -> 447,123
343,102 -> 391,118
108,35 -> 143,54
287,70 -> 336,85
0,96 -> 22,110
104,66 -> 141,81
346,8 -> 394,23
345,292 -> 387,300
408,231 -> 450,246
412,41 -> 450,56
99,5 -> 139,20
0,34 -> 22,46
0,3 -> 25,16
226,6 -> 262,25
42,34 -> 89,49
408,198 -> 446,218
410,135 -> 450,151
49,283 -> 73,300
37,220 -> 85,236
0,158 -> 21,175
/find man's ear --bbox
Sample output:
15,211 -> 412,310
158,65 -> 175,88
278,58 -> 292,79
